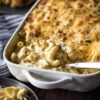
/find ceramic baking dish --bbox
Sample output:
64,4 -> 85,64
3,0 -> 100,92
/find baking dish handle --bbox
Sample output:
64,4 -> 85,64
23,69 -> 72,89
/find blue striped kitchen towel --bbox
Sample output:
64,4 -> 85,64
0,15 -> 23,77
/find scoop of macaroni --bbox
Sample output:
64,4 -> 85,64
0,86 -> 30,100
10,0 -> 100,74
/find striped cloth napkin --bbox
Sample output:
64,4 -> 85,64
0,14 -> 23,77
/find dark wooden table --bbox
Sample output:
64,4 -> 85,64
8,75 -> 100,100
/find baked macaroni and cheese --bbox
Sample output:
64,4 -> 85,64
0,86 -> 31,100
10,0 -> 100,74
0,0 -> 33,7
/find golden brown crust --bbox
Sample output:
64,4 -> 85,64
10,0 -> 100,74
24,0 -> 100,62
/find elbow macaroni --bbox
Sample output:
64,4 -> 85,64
46,46 -> 61,67
10,0 -> 100,74
0,86 -> 30,100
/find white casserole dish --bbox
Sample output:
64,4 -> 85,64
3,0 -> 100,92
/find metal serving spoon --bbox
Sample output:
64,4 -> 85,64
23,97 -> 28,100
66,62 -> 100,69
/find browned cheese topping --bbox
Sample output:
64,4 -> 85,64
10,0 -> 100,74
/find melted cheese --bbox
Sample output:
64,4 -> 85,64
10,0 -> 100,74
24,0 -> 100,62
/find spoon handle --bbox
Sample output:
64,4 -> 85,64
66,62 -> 100,69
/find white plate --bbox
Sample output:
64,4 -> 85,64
0,77 -> 38,100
